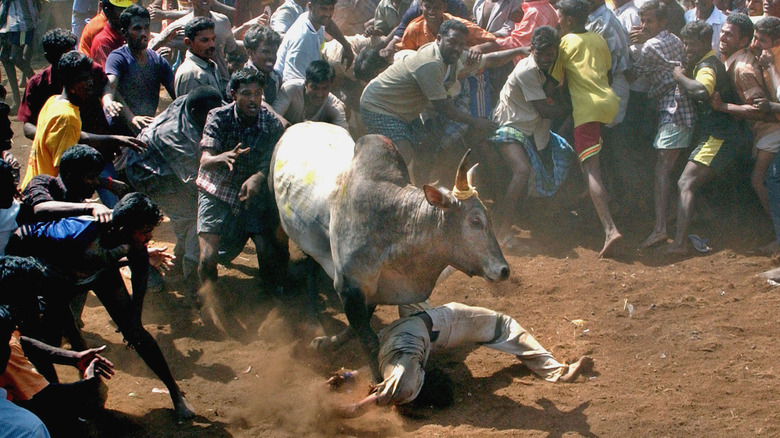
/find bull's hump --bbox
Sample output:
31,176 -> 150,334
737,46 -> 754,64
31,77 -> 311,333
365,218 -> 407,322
352,134 -> 411,186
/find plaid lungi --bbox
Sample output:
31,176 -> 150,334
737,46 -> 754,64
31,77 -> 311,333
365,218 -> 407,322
490,126 -> 574,197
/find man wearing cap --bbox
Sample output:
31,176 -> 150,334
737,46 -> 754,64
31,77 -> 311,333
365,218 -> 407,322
89,0 -> 134,66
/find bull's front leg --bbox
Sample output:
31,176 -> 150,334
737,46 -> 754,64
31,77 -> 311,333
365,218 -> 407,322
340,281 -> 382,383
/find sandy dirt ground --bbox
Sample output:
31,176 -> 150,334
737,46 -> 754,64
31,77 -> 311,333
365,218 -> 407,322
5,69 -> 780,438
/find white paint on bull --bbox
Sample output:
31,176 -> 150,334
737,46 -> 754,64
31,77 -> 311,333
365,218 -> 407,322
273,122 -> 355,278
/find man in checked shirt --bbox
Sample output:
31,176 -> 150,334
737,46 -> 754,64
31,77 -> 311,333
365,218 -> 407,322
196,67 -> 288,309
630,0 -> 696,251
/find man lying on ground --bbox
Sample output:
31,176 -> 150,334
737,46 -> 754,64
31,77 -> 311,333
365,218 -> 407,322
327,302 -> 592,418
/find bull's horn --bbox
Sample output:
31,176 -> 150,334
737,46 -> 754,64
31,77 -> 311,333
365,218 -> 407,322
454,149 -> 472,191
466,163 -> 479,188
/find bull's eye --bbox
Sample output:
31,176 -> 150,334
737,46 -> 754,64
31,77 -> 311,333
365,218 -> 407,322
470,217 -> 484,229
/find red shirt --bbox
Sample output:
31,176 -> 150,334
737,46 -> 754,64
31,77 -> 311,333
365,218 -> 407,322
496,0 -> 559,64
90,22 -> 124,66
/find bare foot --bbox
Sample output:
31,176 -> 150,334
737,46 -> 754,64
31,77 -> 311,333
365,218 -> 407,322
663,242 -> 688,255
599,232 -> 623,258
174,395 -> 195,420
559,356 -> 593,382
638,230 -> 668,250
198,282 -> 228,335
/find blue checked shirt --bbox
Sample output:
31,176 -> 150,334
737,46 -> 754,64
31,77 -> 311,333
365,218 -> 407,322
196,102 -> 284,211
587,4 -> 631,75
632,30 -> 695,128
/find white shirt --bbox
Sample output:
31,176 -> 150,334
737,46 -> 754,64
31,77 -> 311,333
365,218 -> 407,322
0,200 -> 20,256
274,12 -> 326,83
685,6 -> 727,58
613,0 -> 650,92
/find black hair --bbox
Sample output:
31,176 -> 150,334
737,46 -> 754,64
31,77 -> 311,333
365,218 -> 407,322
59,144 -> 104,180
244,25 -> 282,51
185,16 -> 216,41
305,60 -> 335,84
755,16 -> 780,40
439,19 -> 469,37
638,0 -> 668,23
726,13 -> 754,41
557,0 -> 591,26
531,26 -> 560,51
57,51 -> 94,88
229,66 -> 266,91
680,21 -> 713,45
112,192 -> 163,232
0,256 -> 48,316
42,29 -> 78,65
119,4 -> 150,32
412,368 -> 455,409
185,86 -> 224,125
227,50 -> 248,64
0,159 -> 16,197
353,48 -> 389,82
101,0 -> 121,17
0,305 -> 13,342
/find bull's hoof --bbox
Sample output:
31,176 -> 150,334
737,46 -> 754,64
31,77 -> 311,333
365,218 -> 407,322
309,336 -> 332,352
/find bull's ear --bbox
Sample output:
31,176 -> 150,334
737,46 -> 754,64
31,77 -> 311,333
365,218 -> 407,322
423,185 -> 452,209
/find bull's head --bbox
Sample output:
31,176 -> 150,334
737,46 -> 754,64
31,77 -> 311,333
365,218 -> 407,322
423,150 -> 510,283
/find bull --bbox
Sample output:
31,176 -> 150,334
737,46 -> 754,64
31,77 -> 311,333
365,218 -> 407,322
271,122 -> 509,381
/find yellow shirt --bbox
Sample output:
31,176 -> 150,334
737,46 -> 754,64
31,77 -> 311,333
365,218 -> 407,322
21,96 -> 81,188
694,50 -> 717,96
551,31 -> 619,127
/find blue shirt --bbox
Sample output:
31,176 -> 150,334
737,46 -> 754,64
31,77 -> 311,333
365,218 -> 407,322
270,0 -> 305,35
0,388 -> 51,438
274,11 -> 325,83
104,45 -> 175,117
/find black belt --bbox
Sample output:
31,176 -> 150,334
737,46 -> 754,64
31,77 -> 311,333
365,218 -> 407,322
413,311 -> 439,343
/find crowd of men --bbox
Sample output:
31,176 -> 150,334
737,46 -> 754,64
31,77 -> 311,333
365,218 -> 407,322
0,0 -> 779,432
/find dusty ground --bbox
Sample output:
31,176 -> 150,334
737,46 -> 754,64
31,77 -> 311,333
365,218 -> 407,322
5,69 -> 780,438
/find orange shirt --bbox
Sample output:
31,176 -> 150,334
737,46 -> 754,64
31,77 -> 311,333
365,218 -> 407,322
0,331 -> 49,402
78,12 -> 107,56
397,13 -> 496,51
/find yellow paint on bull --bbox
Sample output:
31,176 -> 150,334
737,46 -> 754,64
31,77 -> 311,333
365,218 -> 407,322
285,202 -> 292,217
275,158 -> 287,173
304,169 -> 316,185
